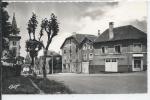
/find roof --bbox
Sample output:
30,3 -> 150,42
60,33 -> 97,49
95,25 -> 147,43
46,50 -> 61,56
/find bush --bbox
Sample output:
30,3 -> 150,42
2,65 -> 21,80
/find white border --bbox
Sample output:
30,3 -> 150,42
2,0 -> 150,100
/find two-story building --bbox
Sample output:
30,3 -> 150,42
60,33 -> 97,73
90,22 -> 147,73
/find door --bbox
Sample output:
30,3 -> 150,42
105,58 -> 118,72
132,57 -> 143,71
82,62 -> 89,74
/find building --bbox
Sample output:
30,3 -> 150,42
60,33 -> 97,73
90,22 -> 147,73
8,13 -> 21,58
39,50 -> 62,74
1,13 -> 21,65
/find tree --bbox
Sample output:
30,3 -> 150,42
39,13 -> 59,78
27,13 -> 38,40
1,2 -> 12,51
26,13 -> 42,74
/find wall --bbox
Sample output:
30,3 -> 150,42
91,39 -> 147,73
62,37 -> 81,73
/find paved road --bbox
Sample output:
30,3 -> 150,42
47,72 -> 147,94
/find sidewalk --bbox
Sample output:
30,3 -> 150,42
39,71 -> 147,77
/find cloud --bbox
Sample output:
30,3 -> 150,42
130,18 -> 147,33
80,2 -> 118,20
5,1 -> 147,57
78,0 -> 147,35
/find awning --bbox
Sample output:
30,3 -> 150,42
133,54 -> 144,57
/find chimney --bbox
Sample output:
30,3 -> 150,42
98,30 -> 100,36
109,22 -> 114,39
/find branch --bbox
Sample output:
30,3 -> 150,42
46,35 -> 54,50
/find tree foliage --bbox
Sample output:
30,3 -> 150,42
39,13 -> 59,49
27,13 -> 38,40
26,13 -> 42,73
1,2 -> 12,50
39,13 -> 59,78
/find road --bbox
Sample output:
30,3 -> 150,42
47,72 -> 147,94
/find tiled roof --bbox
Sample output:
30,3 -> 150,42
95,25 -> 147,43
60,33 -> 97,49
72,34 -> 97,43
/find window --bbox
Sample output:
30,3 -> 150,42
64,50 -> 66,54
12,47 -> 17,57
89,53 -> 93,60
89,45 -> 93,50
83,54 -> 87,60
133,43 -> 142,52
13,41 -> 16,46
115,45 -> 121,53
63,64 -> 66,69
76,47 -> 78,53
83,44 -> 87,50
112,58 -> 117,62
106,59 -> 110,62
102,46 -> 108,54
134,57 -> 141,68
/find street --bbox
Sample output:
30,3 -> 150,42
48,72 -> 147,94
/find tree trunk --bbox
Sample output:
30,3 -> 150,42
31,56 -> 34,74
42,49 -> 47,78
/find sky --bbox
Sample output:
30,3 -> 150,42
5,0 -> 147,57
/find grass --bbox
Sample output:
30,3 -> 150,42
2,76 -> 39,94
28,76 -> 73,94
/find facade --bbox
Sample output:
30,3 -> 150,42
90,22 -> 147,73
60,33 -> 97,73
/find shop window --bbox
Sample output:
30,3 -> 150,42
134,57 -> 141,68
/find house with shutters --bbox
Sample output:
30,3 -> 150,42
91,22 -> 147,73
60,33 -> 97,73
